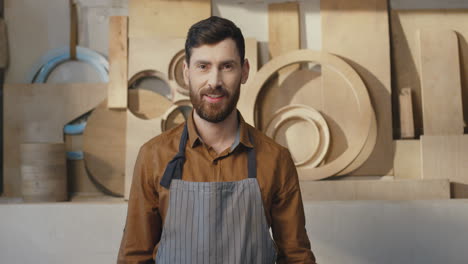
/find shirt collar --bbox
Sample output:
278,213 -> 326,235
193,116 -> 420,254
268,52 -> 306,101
187,110 -> 254,149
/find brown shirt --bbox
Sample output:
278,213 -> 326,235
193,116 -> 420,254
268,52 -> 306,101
117,111 -> 316,264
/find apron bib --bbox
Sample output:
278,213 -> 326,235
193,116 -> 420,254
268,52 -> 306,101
155,123 -> 277,264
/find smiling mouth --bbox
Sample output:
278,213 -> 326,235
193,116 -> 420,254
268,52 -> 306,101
203,94 -> 225,103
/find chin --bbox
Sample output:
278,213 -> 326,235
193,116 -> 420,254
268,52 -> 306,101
197,104 -> 235,123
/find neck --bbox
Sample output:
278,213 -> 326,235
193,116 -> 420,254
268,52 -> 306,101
193,109 -> 239,154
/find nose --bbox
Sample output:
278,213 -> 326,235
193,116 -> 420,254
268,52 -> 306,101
207,68 -> 222,89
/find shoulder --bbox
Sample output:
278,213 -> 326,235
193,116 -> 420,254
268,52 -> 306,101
139,122 -> 185,158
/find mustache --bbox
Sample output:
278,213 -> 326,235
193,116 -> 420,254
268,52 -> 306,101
199,86 -> 228,96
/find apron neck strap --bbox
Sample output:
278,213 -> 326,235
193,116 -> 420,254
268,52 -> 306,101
160,122 -> 257,189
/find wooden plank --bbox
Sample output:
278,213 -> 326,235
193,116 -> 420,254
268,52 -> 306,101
418,29 -> 463,135
82,100 -> 127,196
321,0 -> 393,176
391,9 -> 468,136
129,0 -> 211,38
65,134 -> 100,195
421,135 -> 468,185
83,89 -> 172,197
399,88 -> 415,139
268,1 -> 300,81
124,89 -> 172,199
300,179 -> 450,201
107,16 -> 128,109
393,139 -> 422,179
256,2 -> 301,130
3,83 -> 107,197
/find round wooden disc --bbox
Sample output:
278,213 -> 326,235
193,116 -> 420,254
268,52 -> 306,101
238,50 -> 373,180
265,105 -> 330,168
83,89 -> 172,196
168,50 -> 189,96
161,99 -> 192,131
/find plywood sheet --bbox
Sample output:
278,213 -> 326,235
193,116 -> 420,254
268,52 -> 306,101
124,89 -> 173,199
257,1 -> 302,131
129,0 -> 211,38
3,83 -> 107,197
83,89 -> 172,197
107,16 -> 128,109
321,0 -> 393,176
82,100 -> 126,196
125,112 -> 162,200
418,29 -> 463,135
393,139 -> 422,179
391,9 -> 468,136
421,135 -> 468,185
268,1 -> 300,80
300,179 -> 450,201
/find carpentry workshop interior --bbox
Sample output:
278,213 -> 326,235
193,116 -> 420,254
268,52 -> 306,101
1,0 -> 468,263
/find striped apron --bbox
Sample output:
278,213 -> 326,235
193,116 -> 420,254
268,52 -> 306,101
156,123 -> 277,264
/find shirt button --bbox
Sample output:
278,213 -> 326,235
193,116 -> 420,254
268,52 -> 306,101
213,160 -> 218,165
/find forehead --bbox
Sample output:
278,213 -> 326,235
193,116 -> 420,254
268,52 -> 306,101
189,38 -> 241,64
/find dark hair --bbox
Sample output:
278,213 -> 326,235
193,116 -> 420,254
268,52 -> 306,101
185,16 -> 245,65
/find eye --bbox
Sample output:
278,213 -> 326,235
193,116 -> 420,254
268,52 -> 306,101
222,63 -> 233,71
197,64 -> 208,71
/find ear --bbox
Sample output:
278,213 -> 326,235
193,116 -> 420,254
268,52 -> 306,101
240,58 -> 250,84
183,60 -> 189,86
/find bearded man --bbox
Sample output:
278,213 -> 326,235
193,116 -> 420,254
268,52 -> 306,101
117,16 -> 316,264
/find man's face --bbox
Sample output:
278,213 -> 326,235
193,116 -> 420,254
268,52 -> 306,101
183,38 -> 249,123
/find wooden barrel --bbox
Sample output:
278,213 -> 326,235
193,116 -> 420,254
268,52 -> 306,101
20,143 -> 68,202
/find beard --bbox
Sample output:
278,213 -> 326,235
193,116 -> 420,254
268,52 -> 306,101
189,80 -> 241,123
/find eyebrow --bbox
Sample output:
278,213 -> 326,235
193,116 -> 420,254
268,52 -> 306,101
192,59 -> 238,66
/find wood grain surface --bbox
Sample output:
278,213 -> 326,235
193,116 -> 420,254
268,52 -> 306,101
108,16 -> 128,109
3,83 -> 107,197
322,0 -> 393,176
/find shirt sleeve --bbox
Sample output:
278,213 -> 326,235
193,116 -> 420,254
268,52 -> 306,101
117,145 -> 162,264
271,148 -> 317,264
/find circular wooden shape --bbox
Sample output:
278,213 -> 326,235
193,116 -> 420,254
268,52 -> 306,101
84,89 -> 172,196
239,50 -> 373,180
161,99 -> 192,131
20,143 -> 67,202
273,117 -> 320,166
168,50 -> 189,96
265,105 -> 329,168
129,70 -> 173,100
128,89 -> 173,120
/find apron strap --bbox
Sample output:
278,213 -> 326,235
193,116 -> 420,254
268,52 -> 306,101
160,122 -> 257,189
160,123 -> 188,189
247,133 -> 257,179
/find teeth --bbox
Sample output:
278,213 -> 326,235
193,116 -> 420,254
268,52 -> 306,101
207,94 -> 223,98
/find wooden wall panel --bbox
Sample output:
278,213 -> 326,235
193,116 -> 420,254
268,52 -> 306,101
268,2 -> 300,80
421,135 -> 468,185
129,0 -> 211,38
321,0 -> 393,176
391,10 -> 468,136
393,139 -> 421,179
418,29 -> 463,135
3,83 -> 107,197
